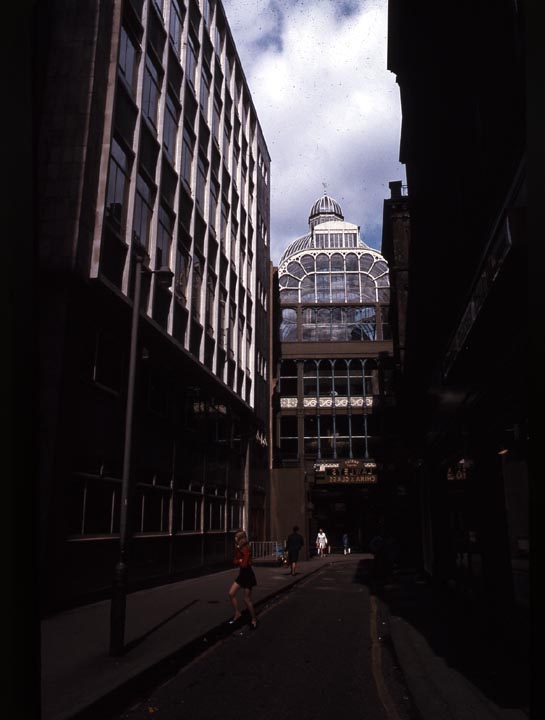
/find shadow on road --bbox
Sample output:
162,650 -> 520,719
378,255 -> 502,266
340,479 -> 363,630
351,559 -> 529,714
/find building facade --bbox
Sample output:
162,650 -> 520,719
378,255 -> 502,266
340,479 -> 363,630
387,0 -> 528,624
271,194 -> 397,553
36,0 -> 271,613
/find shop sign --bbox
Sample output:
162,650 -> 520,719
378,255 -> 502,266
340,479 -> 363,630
447,460 -> 468,481
314,459 -> 378,485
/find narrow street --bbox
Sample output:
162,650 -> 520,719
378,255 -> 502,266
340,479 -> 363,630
110,559 -> 416,720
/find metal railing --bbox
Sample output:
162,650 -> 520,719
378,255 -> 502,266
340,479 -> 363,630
250,540 -> 284,560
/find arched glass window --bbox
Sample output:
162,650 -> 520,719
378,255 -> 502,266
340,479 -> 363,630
280,274 -> 298,287
346,253 -> 358,271
361,275 -> 376,302
316,253 -> 329,272
301,275 -> 315,302
331,253 -> 344,271
287,260 -> 305,278
370,259 -> 389,278
360,253 -> 374,272
301,254 -> 315,273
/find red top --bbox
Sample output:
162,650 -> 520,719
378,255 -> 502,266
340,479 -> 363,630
234,544 -> 252,568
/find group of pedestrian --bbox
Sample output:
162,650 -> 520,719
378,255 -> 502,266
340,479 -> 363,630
227,525 -> 354,628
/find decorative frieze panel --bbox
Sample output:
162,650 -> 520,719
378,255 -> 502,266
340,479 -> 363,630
281,396 -> 374,409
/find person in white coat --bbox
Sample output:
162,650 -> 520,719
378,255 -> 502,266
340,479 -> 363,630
316,528 -> 328,557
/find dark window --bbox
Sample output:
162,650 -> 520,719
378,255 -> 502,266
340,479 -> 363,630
163,93 -> 179,160
206,272 -> 216,332
212,94 -> 221,143
118,25 -> 139,95
196,154 -> 208,211
105,138 -> 130,234
181,126 -> 195,187
132,173 -> 154,249
93,327 -> 124,392
175,244 -> 191,304
200,68 -> 211,118
156,205 -> 174,268
192,253 -> 204,320
186,33 -> 198,88
169,0 -> 183,55
142,55 -> 161,128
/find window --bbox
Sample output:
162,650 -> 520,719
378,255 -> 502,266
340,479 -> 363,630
209,175 -> 219,229
169,0 -> 183,56
196,154 -> 208,211
142,55 -> 161,128
280,307 -> 297,342
118,26 -> 139,95
203,0 -> 212,27
156,205 -> 174,268
181,126 -> 195,187
132,173 -> 154,249
93,327 -> 124,393
192,253 -> 204,320
186,34 -> 198,89
178,489 -> 202,532
280,416 -> 298,459
200,68 -> 211,118
175,244 -> 191,303
105,138 -> 130,234
212,94 -> 221,144
163,93 -> 179,161
205,272 -> 216,331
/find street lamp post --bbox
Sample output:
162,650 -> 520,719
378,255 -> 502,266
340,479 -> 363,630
109,248 -> 173,656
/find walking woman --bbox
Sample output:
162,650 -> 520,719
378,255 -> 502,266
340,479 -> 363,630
228,530 -> 258,629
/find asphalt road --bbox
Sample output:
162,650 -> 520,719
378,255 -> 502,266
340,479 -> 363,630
110,559 -> 418,720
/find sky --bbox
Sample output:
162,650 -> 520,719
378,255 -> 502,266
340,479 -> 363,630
222,0 -> 406,265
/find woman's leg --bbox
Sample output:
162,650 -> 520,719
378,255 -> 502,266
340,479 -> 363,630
243,587 -> 257,624
228,582 -> 241,619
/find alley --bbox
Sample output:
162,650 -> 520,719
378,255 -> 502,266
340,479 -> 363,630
110,559 -> 414,720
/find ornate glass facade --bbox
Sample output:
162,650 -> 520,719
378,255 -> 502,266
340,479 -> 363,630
278,197 -> 390,343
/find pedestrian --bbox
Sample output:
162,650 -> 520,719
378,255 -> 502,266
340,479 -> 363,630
342,532 -> 351,555
228,530 -> 258,629
285,525 -> 304,576
316,528 -> 328,557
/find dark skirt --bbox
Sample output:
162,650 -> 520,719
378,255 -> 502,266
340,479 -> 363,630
235,566 -> 257,589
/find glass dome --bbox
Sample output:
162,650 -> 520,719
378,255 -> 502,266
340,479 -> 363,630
278,193 -> 391,342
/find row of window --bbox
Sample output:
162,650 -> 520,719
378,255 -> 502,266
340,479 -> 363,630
280,305 -> 391,342
66,475 -> 244,536
103,0 -> 270,393
278,414 -> 377,461
282,252 -> 388,277
279,358 -> 379,397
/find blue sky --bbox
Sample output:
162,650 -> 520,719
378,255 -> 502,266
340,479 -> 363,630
222,0 -> 406,265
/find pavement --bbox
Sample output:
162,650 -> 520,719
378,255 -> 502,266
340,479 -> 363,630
41,553 -> 530,720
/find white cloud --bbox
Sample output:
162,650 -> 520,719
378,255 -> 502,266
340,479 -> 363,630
223,0 -> 405,264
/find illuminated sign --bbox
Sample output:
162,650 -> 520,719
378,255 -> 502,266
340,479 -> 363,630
314,459 -> 378,485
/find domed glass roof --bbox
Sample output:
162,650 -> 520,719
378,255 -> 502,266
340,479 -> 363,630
308,193 -> 344,222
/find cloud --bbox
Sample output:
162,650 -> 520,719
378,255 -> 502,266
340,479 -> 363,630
223,0 -> 405,264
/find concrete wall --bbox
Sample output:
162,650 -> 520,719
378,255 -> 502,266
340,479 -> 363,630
270,468 -> 308,556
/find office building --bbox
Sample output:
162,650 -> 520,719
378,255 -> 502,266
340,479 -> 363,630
36,0 -> 271,612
